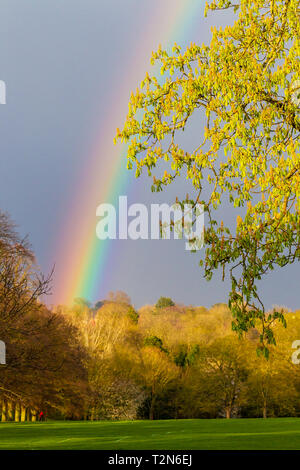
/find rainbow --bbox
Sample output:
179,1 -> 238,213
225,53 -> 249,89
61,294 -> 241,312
53,0 -> 204,306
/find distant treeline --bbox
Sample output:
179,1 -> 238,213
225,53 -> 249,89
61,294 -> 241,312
3,292 -> 300,421
52,297 -> 300,421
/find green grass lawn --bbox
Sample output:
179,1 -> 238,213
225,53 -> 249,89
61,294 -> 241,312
0,418 -> 300,450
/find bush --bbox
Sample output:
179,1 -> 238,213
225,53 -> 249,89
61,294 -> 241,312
155,297 -> 175,309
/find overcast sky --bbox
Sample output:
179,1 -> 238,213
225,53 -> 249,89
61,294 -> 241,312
0,0 -> 299,309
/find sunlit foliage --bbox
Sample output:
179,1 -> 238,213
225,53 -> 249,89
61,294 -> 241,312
117,0 -> 300,354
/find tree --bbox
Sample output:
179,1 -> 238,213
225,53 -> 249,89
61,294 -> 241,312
60,299 -> 142,420
74,297 -> 92,309
0,212 -> 87,419
242,332 -> 298,418
133,346 -> 179,420
117,0 -> 300,353
1,305 -> 88,420
107,291 -> 131,305
0,212 -> 51,327
127,306 -> 139,324
245,352 -> 297,418
144,335 -> 168,353
193,336 -> 248,418
155,297 -> 175,309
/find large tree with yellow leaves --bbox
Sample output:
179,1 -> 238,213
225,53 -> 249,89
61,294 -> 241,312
117,0 -> 300,355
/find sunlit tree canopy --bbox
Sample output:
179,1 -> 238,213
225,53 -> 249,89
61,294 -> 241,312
117,0 -> 300,355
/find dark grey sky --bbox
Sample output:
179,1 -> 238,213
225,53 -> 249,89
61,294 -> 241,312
0,1 -> 299,310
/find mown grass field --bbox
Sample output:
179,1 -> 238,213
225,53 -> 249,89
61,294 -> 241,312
0,418 -> 300,450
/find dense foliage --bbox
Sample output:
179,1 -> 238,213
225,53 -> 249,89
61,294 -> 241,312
0,213 -> 87,420
53,299 -> 300,420
1,212 -> 299,421
116,0 -> 300,354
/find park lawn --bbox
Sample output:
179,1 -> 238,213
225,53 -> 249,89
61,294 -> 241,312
0,418 -> 300,450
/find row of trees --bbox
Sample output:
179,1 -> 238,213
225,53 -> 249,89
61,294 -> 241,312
0,212 -> 87,421
54,298 -> 300,421
1,210 -> 300,421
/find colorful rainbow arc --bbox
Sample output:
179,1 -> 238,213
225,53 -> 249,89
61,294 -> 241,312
54,0 -> 204,306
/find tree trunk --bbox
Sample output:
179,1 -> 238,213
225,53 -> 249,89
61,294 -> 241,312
31,410 -> 36,422
15,403 -> 20,422
7,400 -> 13,421
149,393 -> 156,420
225,406 -> 232,419
20,405 -> 26,422
263,399 -> 267,419
1,400 -> 6,422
